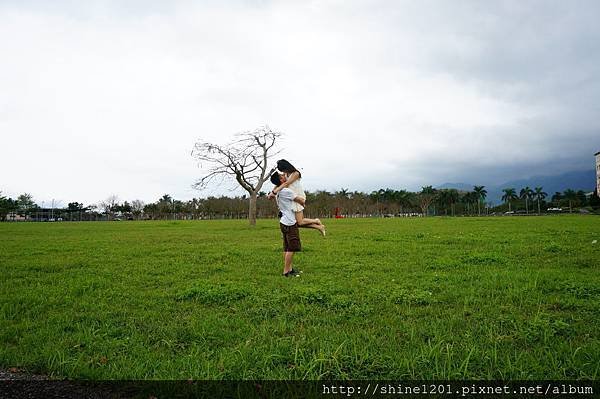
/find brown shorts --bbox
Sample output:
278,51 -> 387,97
280,223 -> 301,252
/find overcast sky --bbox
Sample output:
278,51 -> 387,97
1,0 -> 599,206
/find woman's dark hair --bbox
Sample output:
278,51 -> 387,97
276,159 -> 301,178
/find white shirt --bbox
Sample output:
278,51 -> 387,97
288,179 -> 305,212
288,179 -> 305,199
276,188 -> 298,226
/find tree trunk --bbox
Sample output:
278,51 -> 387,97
248,191 -> 258,226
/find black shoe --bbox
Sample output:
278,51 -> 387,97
290,268 -> 302,276
283,269 -> 301,277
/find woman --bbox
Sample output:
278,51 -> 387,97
271,159 -> 326,236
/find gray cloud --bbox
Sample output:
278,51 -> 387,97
0,0 -> 598,205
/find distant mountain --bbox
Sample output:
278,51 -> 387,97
437,169 -> 595,204
497,169 -> 595,196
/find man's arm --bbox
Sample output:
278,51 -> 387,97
278,188 -> 301,205
273,171 -> 300,194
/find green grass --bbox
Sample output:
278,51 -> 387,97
1,216 -> 599,379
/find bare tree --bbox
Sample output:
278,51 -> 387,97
131,199 -> 145,220
192,126 -> 281,225
99,195 -> 119,221
417,186 -> 437,216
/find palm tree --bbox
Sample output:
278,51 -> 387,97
473,185 -> 487,216
576,190 -> 587,207
461,191 -> 476,215
334,188 -> 350,215
351,191 -> 370,216
395,190 -> 412,215
436,190 -> 452,215
382,188 -> 396,204
448,189 -> 460,216
563,189 -> 577,213
501,188 -> 518,212
369,189 -> 385,216
520,186 -> 533,214
551,192 -> 563,206
336,188 -> 350,199
534,186 -> 547,214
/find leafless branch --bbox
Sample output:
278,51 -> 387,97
191,125 -> 283,195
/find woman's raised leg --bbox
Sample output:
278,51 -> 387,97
295,211 -> 326,236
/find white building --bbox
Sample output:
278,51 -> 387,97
5,212 -> 28,221
596,151 -> 600,195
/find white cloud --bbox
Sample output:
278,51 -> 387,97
1,1 -> 598,205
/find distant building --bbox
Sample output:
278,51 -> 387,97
596,151 -> 600,195
5,212 -> 28,221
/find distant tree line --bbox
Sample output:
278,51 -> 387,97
1,186 -> 599,222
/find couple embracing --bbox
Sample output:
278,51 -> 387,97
268,159 -> 325,277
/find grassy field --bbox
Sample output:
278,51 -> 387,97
0,216 -> 599,380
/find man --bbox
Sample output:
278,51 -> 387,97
269,172 -> 305,277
